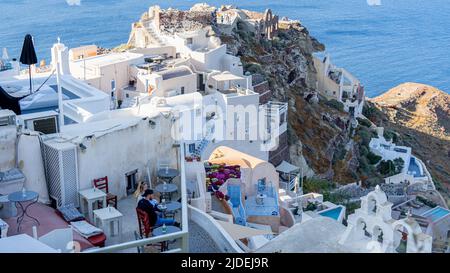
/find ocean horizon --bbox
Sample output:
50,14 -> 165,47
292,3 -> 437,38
1,0 -> 449,97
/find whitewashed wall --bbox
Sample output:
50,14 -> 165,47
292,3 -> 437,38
17,133 -> 50,203
76,116 -> 178,199
0,125 -> 16,172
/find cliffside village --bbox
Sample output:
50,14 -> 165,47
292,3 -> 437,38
0,3 -> 448,253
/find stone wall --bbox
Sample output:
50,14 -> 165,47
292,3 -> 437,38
269,131 -> 289,166
159,9 -> 215,34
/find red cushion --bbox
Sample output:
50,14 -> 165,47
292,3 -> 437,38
86,233 -> 106,247
55,209 -> 107,248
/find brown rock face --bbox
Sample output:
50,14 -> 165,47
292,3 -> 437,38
368,83 -> 450,203
371,83 -> 450,141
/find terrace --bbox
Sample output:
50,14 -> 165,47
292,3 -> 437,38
0,141 -> 197,253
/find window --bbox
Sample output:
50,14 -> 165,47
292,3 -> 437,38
188,143 -> 196,153
111,80 -> 116,91
181,86 -> 185,95
126,94 -> 129,98
186,38 -> 193,45
125,169 -> 138,194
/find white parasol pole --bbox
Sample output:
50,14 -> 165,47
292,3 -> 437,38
55,37 -> 65,130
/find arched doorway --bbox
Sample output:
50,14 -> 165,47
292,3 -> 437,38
367,196 -> 377,215
373,226 -> 384,243
356,218 -> 371,238
394,225 -> 409,253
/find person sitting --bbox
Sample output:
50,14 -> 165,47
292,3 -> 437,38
137,189 -> 179,228
134,181 -> 149,204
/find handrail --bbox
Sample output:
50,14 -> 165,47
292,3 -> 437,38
82,230 -> 188,253
179,141 -> 190,251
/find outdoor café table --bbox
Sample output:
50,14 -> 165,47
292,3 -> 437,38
152,225 -> 181,251
155,183 -> 178,201
79,188 -> 107,223
8,190 -> 40,232
157,168 -> 180,184
157,201 -> 181,218
93,207 -> 123,242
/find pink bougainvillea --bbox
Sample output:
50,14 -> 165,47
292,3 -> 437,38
205,162 -> 242,201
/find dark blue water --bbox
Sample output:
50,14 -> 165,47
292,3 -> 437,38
1,0 -> 449,97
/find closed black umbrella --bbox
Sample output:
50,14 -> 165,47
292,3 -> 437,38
20,34 -> 38,94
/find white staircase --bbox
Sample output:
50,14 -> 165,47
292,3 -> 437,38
192,122 -> 215,158
143,21 -> 166,46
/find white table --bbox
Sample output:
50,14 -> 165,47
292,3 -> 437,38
0,234 -> 59,253
93,207 -> 123,242
79,188 -> 107,223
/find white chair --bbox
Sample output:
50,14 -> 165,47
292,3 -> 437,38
157,160 -> 170,171
38,227 -> 74,253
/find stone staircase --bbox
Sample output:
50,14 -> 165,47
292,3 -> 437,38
143,20 -> 166,46
191,123 -> 215,158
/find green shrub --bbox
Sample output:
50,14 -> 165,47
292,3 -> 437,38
359,145 -> 369,157
345,201 -> 361,216
356,128 -> 372,148
357,117 -> 372,128
393,158 -> 405,173
333,144 -> 347,164
364,177 -> 384,187
323,191 -> 348,204
325,99 -> 345,112
377,160 -> 402,176
245,63 -> 263,74
305,202 -> 317,211
366,151 -> 382,165
416,196 -> 437,208
384,130 -> 398,143
358,156 -> 371,174
303,178 -> 334,193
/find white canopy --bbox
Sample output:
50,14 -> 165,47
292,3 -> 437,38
217,220 -> 273,240
211,73 -> 244,82
276,161 -> 300,174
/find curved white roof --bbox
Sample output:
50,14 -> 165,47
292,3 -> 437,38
255,217 -> 352,253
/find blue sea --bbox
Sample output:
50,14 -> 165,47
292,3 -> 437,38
1,0 -> 449,97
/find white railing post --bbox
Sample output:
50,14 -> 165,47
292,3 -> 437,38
179,139 -> 189,252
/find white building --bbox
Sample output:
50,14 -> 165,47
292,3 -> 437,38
313,54 -> 365,117
257,186 -> 432,253
369,127 -> 434,190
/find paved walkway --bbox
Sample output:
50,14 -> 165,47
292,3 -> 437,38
104,185 -> 221,253
188,220 -> 221,253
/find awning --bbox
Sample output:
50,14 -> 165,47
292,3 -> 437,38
217,220 -> 273,240
211,73 -> 244,82
276,161 -> 300,174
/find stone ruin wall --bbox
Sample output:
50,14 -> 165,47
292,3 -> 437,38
158,10 -> 216,34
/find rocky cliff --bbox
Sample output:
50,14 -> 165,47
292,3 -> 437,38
366,83 -> 450,203
219,18 -> 359,183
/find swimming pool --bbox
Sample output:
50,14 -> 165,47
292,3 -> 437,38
318,206 -> 343,221
421,206 -> 450,222
408,157 -> 423,177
